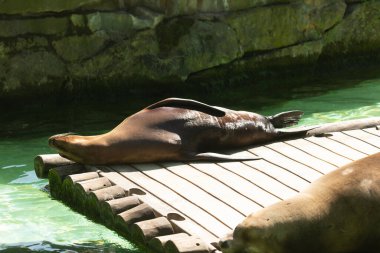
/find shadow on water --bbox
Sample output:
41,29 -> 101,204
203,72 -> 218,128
0,241 -> 139,253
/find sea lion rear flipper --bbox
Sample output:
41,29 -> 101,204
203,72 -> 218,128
191,152 -> 261,161
146,98 -> 226,117
277,125 -> 318,138
268,110 -> 304,128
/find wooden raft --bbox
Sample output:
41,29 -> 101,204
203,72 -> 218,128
34,118 -> 380,253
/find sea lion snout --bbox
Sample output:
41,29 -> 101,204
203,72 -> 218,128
48,133 -> 80,152
48,136 -> 55,147
48,133 -> 70,148
219,231 -> 252,253
219,232 -> 233,250
48,133 -> 91,163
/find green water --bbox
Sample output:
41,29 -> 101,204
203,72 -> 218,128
1,77 -> 380,252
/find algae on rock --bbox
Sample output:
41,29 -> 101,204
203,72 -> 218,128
0,0 -> 379,98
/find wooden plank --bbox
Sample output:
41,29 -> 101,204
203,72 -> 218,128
364,127 -> 380,137
109,165 -> 231,239
131,163 -> 245,230
306,136 -> 366,160
328,132 -> 379,155
343,129 -> 380,149
218,161 -> 299,200
161,162 -> 261,216
91,166 -> 219,244
306,117 -> 380,136
249,146 -> 323,182
186,162 -> 280,208
243,159 -> 310,193
266,142 -> 336,174
286,139 -> 351,167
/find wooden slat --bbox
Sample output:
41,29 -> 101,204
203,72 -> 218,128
187,162 -> 280,207
249,146 -> 323,182
162,162 -> 261,216
266,142 -> 336,174
364,127 -> 380,137
306,136 -> 366,160
132,163 -> 245,230
286,139 -> 351,167
218,161 -> 299,201
306,117 -> 380,136
328,132 -> 379,155
243,159 -> 310,193
343,129 -> 380,149
110,165 -> 231,238
92,166 -> 219,244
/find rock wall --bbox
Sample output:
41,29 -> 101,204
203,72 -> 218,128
0,0 -> 379,95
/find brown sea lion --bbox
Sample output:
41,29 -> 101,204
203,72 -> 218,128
49,98 -> 308,164
220,152 -> 380,253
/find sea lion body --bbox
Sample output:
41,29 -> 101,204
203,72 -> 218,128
49,98 -> 305,164
220,152 -> 380,253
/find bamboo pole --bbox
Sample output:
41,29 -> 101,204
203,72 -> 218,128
148,233 -> 189,253
75,176 -> 112,194
48,164 -> 84,199
164,236 -> 210,253
61,172 -> 100,206
87,185 -> 126,218
130,216 -> 174,242
66,172 -> 100,184
116,203 -> 156,235
90,185 -> 126,202
35,154 -> 75,178
100,196 -> 141,226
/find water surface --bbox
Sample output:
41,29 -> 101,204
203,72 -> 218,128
1,77 -> 380,252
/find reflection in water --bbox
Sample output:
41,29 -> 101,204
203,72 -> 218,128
0,75 -> 380,252
0,240 -> 139,253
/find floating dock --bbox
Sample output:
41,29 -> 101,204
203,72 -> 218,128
34,118 -> 380,253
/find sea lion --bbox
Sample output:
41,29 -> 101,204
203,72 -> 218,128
220,152 -> 380,253
49,98 -> 308,165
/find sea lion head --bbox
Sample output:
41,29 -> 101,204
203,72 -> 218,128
48,133 -> 88,163
220,213 -> 283,253
220,202 -> 311,253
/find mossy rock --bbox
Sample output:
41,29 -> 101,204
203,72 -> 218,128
0,0 -> 121,15
322,1 -> 380,57
53,32 -> 109,62
87,12 -> 135,41
225,0 -> 346,52
0,17 -> 69,37
3,51 -> 66,92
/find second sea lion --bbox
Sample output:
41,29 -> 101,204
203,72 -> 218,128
220,152 -> 380,253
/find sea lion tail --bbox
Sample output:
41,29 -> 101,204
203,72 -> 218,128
268,110 -> 304,128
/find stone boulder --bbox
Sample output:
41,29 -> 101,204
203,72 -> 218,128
322,1 -> 380,57
0,0 -> 379,98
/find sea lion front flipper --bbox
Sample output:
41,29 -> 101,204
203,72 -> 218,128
146,98 -> 226,117
191,152 -> 261,161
